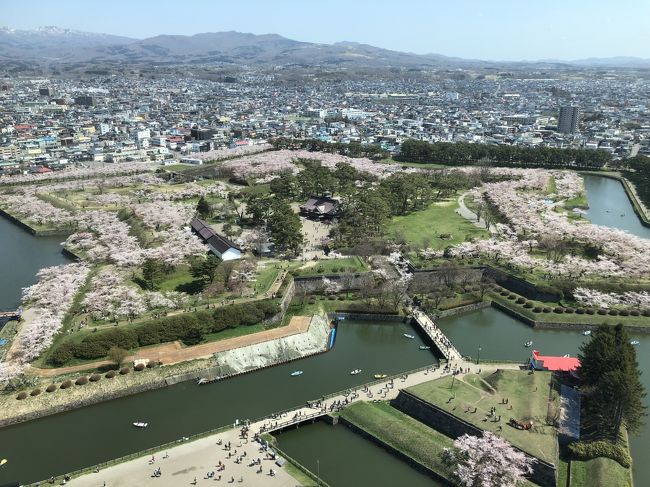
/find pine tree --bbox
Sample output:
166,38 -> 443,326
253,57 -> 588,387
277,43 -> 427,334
578,324 -> 646,440
196,196 -> 211,218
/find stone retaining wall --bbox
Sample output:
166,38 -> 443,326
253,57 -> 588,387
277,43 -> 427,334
391,390 -> 557,487
293,273 -> 373,294
0,208 -> 70,237
338,416 -> 453,486
433,301 -> 491,319
0,380 -> 166,428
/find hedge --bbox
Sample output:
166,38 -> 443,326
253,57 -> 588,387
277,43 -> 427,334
568,440 -> 632,468
45,384 -> 57,393
30,388 -> 41,397
48,300 -> 280,365
60,380 -> 72,389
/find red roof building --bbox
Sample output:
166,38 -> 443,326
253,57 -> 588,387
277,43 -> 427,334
530,350 -> 580,372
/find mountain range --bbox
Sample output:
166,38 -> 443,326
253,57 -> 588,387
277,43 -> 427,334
1,26 -> 649,69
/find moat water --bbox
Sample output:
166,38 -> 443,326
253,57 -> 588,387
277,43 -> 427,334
0,174 -> 649,485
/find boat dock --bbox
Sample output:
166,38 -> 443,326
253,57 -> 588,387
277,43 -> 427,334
411,309 -> 463,362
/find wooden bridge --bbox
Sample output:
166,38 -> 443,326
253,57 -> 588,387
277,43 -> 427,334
411,309 -> 463,362
0,308 -> 21,322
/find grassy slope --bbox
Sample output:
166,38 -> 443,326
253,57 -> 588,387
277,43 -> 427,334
340,401 -> 453,479
385,200 -> 488,250
407,370 -> 558,464
293,256 -> 368,276
569,457 -> 631,487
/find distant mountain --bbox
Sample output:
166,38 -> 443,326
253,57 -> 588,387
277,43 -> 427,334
569,56 -> 650,68
0,26 -> 135,61
0,26 -> 647,69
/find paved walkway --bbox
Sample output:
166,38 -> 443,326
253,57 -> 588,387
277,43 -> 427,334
66,361 -> 521,487
456,192 -> 497,234
32,317 -> 312,377
411,309 -> 463,362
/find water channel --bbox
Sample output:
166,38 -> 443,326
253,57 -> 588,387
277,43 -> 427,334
0,173 -> 649,485
277,421 -> 441,487
0,218 -> 70,311
582,173 -> 650,239
0,319 -> 436,484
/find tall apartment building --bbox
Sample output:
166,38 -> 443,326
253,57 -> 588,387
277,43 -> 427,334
558,106 -> 580,134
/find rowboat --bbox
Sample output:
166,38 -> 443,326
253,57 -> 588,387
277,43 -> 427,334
0,459 -> 7,467
631,340 -> 640,346
374,374 -> 387,379
419,346 -> 431,350
291,370 -> 303,377
583,330 -> 592,336
197,377 -> 220,385
350,369 -> 362,375
133,422 -> 148,428
524,341 -> 533,348
403,334 -> 415,339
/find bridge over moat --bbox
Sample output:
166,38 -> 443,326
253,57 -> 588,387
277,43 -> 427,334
411,309 -> 463,362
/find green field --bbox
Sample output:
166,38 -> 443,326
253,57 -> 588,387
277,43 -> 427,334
569,457 -> 631,487
253,264 -> 281,294
407,369 -> 558,464
490,292 -> 650,327
340,401 -> 454,480
293,256 -> 368,276
385,200 -> 488,250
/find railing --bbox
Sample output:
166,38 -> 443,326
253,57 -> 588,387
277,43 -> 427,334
260,410 -> 327,433
27,362 -> 442,486
26,423 -> 232,486
308,362 -> 439,404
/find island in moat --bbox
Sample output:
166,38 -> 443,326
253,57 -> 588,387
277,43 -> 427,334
0,139 -> 649,486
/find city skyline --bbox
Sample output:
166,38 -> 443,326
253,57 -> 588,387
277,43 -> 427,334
2,0 -> 650,62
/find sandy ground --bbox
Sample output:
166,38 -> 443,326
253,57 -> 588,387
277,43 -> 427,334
33,316 -> 311,377
67,361 -> 522,487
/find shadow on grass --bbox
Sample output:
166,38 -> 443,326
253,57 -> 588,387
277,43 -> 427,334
176,279 -> 207,294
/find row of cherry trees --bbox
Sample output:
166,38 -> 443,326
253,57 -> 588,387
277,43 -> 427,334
453,168 -> 650,279
1,262 -> 92,384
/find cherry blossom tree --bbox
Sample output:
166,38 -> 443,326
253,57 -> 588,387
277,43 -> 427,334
443,432 -> 534,487
12,263 -> 91,362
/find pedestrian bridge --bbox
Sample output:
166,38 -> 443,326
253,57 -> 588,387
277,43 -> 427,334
0,308 -> 21,322
411,309 -> 463,362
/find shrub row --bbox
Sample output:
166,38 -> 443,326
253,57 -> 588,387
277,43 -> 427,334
48,300 -> 279,365
568,440 -> 632,468
16,363 -> 150,399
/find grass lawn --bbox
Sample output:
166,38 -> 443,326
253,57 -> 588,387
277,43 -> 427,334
490,292 -> 650,327
293,256 -> 368,276
545,176 -> 557,195
569,457 -> 631,487
200,323 -> 266,344
385,200 -> 488,250
253,264 -> 281,294
407,369 -> 558,464
157,265 -> 205,294
340,401 -> 454,480
563,194 -> 589,210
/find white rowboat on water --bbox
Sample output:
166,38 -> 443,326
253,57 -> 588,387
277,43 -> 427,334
133,422 -> 148,428
291,371 -> 303,376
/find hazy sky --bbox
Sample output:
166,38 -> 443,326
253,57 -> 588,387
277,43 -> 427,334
3,0 -> 649,61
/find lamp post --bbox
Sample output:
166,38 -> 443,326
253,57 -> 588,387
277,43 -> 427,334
477,345 -> 482,365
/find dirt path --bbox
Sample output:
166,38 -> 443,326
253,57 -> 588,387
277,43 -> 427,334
32,316 -> 312,377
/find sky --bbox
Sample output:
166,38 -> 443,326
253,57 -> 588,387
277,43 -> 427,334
2,0 -> 649,61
